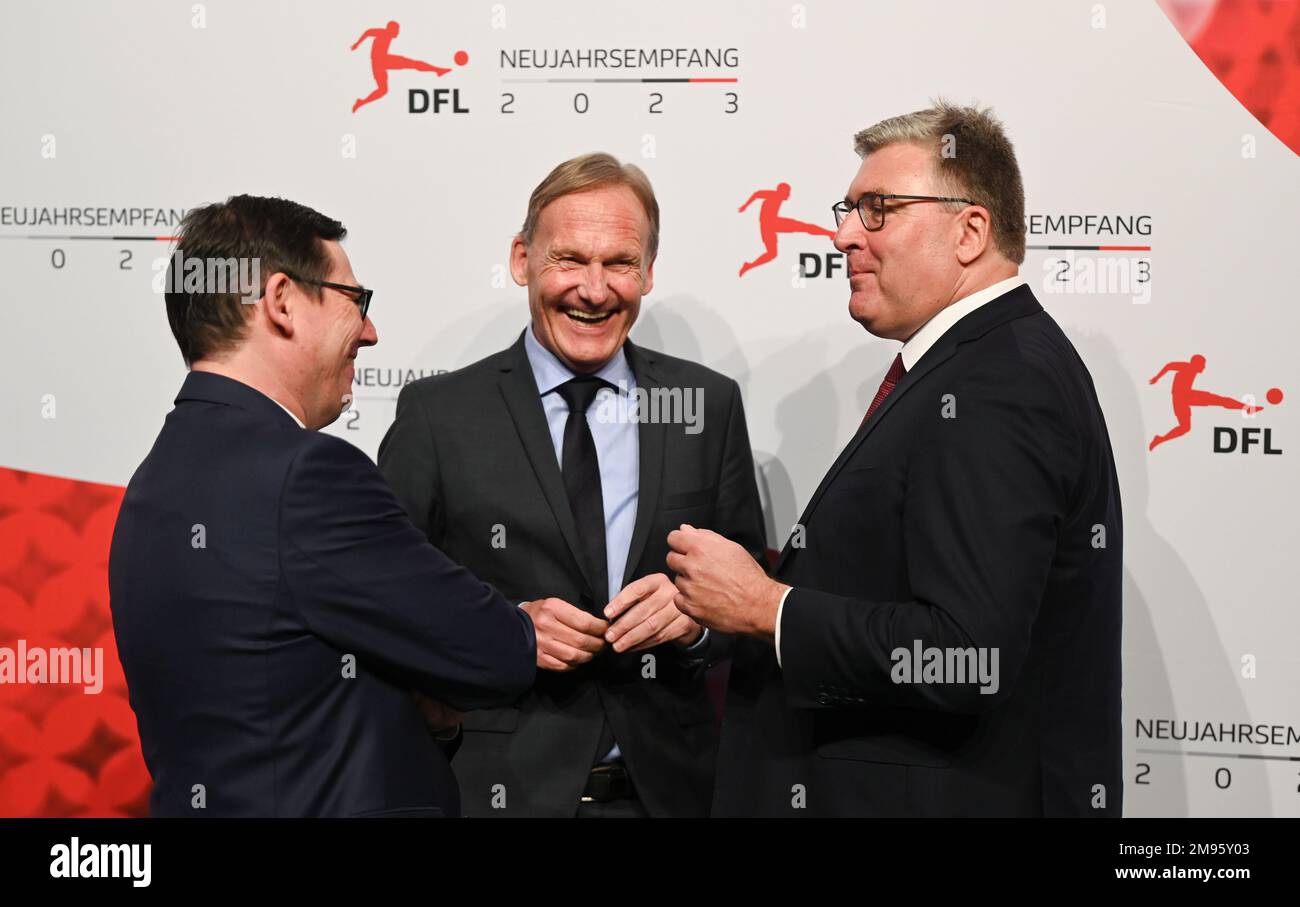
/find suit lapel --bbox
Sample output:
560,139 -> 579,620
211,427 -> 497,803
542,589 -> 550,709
620,341 -> 666,589
496,334 -> 597,603
774,285 -> 1043,574
772,347 -> 955,573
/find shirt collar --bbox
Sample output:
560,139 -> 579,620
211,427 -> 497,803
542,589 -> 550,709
271,397 -> 306,428
900,275 -> 1026,371
522,323 -> 633,395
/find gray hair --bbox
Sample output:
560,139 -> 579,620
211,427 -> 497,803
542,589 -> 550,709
853,101 -> 1025,263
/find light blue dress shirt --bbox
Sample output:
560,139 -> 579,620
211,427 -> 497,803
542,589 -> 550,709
523,326 -> 640,602
524,327 -> 639,763
522,327 -> 707,764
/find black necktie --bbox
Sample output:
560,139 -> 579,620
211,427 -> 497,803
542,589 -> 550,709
556,376 -> 611,610
557,376 -> 619,766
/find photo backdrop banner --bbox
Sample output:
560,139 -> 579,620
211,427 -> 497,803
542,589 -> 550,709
1,0 -> 1296,817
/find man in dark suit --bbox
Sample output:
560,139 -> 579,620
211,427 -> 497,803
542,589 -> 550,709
109,195 -> 536,817
379,153 -> 766,817
669,103 -> 1123,817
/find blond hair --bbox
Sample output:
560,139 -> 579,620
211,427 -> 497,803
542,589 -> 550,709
519,152 -> 660,258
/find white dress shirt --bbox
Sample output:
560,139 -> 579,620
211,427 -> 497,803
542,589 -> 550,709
271,397 -> 306,428
773,275 -> 1025,666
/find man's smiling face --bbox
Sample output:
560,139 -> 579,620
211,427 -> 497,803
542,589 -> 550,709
510,184 -> 655,374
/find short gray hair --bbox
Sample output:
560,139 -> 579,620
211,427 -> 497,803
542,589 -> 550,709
853,101 -> 1025,263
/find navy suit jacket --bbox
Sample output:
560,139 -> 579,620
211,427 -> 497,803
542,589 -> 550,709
109,371 -> 536,817
715,285 -> 1124,816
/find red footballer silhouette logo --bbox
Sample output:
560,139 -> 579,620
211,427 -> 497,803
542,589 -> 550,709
1148,354 -> 1284,451
350,20 -> 468,113
737,182 -> 836,277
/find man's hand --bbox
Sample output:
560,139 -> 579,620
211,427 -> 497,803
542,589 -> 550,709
667,524 -> 787,641
411,692 -> 465,740
521,597 -> 609,672
604,573 -> 703,653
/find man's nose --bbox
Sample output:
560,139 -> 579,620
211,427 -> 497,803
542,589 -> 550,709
578,264 -> 610,305
359,315 -> 378,347
833,215 -> 862,254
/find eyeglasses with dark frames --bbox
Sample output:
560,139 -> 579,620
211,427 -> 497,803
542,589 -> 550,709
831,193 -> 977,232
282,272 -> 373,321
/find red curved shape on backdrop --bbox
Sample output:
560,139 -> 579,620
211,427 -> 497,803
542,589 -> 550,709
0,467 -> 150,817
1160,0 -> 1300,155
0,463 -> 770,815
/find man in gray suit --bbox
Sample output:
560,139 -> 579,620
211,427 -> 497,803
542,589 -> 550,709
379,153 -> 766,817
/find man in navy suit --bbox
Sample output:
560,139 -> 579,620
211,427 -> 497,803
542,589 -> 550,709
670,103 -> 1123,816
109,195 -> 537,817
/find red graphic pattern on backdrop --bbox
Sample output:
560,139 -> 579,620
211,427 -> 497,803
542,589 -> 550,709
0,463 -> 744,813
0,468 -> 150,817
1161,0 -> 1300,155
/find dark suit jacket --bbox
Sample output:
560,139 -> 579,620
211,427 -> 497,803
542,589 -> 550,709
108,371 -> 536,817
378,333 -> 766,816
714,284 -> 1124,817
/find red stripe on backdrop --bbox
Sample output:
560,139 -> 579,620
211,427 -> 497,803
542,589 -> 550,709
0,467 -> 150,817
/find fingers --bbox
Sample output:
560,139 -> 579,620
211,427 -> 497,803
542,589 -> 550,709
528,584 -> 701,665
674,590 -> 698,619
665,550 -> 688,576
630,612 -> 698,652
549,619 -> 607,654
607,576 -> 703,652
666,524 -> 698,554
547,598 -> 610,637
538,651 -> 571,672
536,624 -> 603,669
609,596 -> 673,653
524,597 -> 609,672
604,573 -> 665,621
538,637 -> 599,669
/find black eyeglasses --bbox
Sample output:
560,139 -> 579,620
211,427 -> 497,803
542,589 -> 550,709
831,193 -> 976,231
282,272 -> 373,321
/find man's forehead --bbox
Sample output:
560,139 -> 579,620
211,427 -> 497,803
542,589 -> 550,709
847,143 -> 933,195
321,239 -> 357,280
538,187 -> 649,241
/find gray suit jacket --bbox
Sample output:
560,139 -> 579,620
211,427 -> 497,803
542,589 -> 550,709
379,333 -> 766,816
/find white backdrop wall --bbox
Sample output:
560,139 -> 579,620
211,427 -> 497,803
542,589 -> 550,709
2,0 -> 1296,816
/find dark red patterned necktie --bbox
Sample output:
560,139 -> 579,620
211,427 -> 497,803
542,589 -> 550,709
861,353 -> 906,428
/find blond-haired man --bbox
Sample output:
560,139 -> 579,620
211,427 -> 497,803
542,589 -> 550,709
380,154 -> 766,817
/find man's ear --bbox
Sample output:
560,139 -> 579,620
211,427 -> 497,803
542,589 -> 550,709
508,235 -> 529,287
261,271 -> 296,338
641,253 -> 656,297
955,205 -> 993,266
